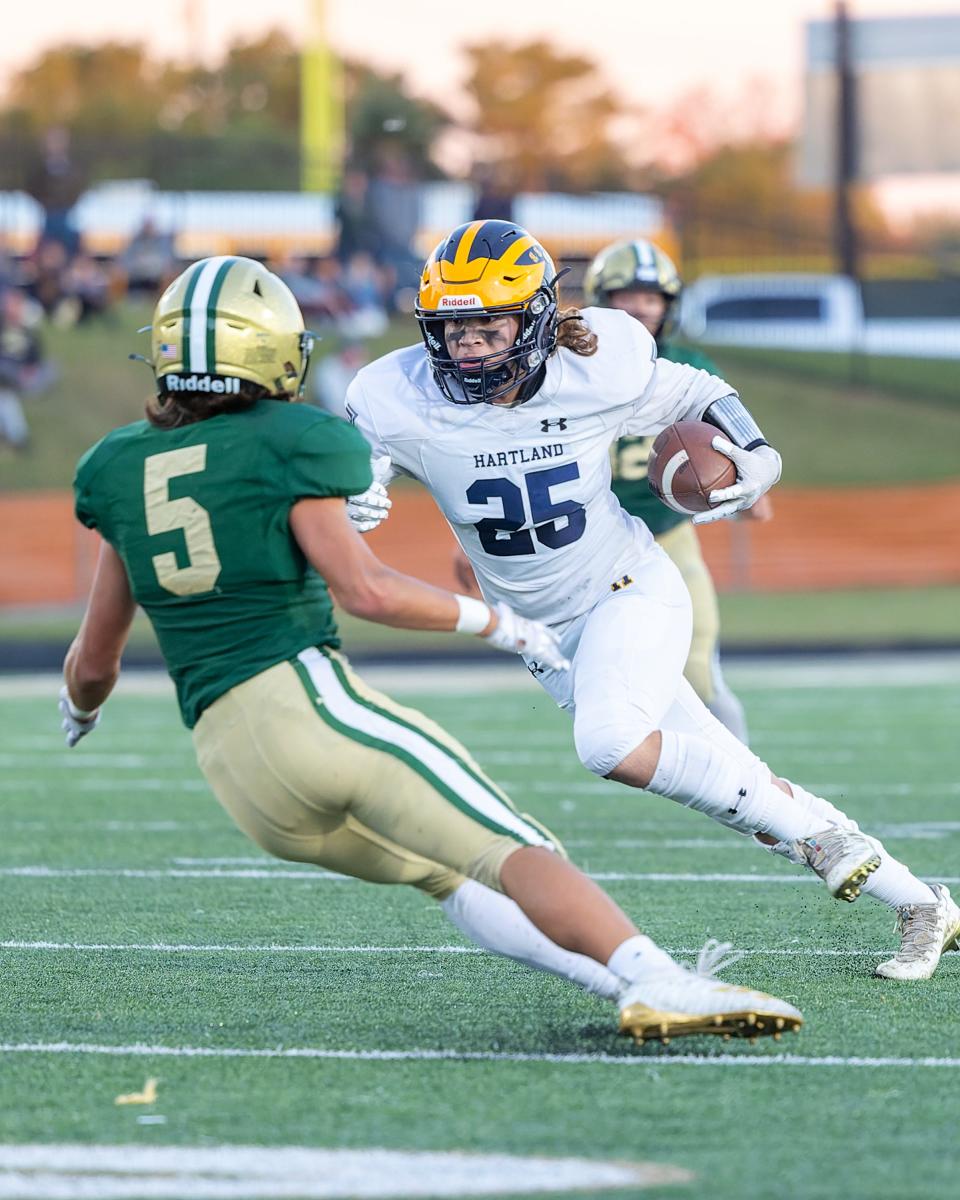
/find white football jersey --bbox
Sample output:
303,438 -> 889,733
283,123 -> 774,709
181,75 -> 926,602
346,308 -> 735,624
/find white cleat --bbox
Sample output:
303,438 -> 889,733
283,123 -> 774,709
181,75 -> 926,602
875,883 -> 960,981
618,942 -> 803,1046
797,826 -> 881,902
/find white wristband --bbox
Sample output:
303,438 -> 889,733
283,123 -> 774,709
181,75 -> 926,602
454,595 -> 491,635
60,691 -> 97,715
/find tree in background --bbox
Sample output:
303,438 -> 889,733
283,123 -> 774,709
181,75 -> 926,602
0,34 -> 450,192
659,139 -> 889,276
345,64 -> 449,180
462,40 -> 630,192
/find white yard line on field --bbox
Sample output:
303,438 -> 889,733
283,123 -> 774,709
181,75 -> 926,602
2,1041 -> 960,1069
0,1144 -> 687,1198
0,941 -> 485,954
2,653 -> 959,703
0,867 -> 353,881
0,779 -> 208,793
0,939 -> 916,959
5,866 -> 958,886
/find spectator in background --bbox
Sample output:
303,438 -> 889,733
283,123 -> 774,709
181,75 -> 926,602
365,144 -> 420,308
121,216 -> 176,294
23,239 -> 72,319
25,127 -> 85,257
338,251 -> 388,339
310,339 -> 369,419
275,255 -> 347,325
472,165 -> 515,223
61,254 -> 112,324
22,241 -> 112,327
0,285 -> 57,452
334,167 -> 374,264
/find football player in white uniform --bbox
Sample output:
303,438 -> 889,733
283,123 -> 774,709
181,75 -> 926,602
346,219 -> 959,982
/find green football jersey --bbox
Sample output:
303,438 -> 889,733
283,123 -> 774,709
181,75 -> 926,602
611,342 -> 723,537
74,400 -> 373,728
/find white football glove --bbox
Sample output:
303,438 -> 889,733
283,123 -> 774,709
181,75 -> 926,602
484,602 -> 570,672
59,685 -> 101,748
347,455 -> 393,533
692,438 -> 782,525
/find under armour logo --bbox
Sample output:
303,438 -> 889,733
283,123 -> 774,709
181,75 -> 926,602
610,574 -> 634,593
527,661 -> 546,676
540,418 -> 567,432
728,786 -> 748,815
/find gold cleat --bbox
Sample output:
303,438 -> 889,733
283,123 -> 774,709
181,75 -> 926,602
619,1002 -> 803,1047
616,943 -> 804,1048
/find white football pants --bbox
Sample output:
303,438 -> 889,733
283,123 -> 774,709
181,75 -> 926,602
529,544 -> 755,777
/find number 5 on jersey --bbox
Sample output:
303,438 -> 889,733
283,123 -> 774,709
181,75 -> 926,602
144,446 -> 222,595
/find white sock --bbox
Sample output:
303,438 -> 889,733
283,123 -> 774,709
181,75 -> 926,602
607,934 -> 678,984
648,730 -> 824,843
440,879 -> 622,1000
780,779 -> 858,832
861,854 -> 937,908
778,780 -> 935,906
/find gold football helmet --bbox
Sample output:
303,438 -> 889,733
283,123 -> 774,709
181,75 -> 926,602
147,257 -> 314,400
583,239 -> 682,340
584,239 -> 682,305
415,220 -> 560,405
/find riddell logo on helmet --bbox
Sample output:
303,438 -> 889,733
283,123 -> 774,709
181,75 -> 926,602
164,374 -> 240,394
437,295 -> 483,310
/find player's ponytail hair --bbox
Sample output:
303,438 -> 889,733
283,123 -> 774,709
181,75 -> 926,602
145,384 -> 272,429
555,307 -> 598,357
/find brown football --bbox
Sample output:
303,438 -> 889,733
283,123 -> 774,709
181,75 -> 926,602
647,421 -> 737,515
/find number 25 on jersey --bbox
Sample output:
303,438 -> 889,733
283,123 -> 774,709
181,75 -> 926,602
467,462 -> 586,557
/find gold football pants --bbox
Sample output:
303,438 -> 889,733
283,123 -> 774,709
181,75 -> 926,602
192,648 -> 558,899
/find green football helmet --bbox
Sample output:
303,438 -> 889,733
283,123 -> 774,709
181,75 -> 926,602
148,257 -> 314,400
583,239 -> 682,306
583,239 -> 683,343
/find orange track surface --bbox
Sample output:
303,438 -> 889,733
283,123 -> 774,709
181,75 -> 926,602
2,483 -> 959,606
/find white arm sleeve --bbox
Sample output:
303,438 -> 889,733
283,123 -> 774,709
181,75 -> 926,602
621,359 -> 737,437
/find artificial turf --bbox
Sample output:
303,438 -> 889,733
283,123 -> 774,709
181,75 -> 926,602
1,661 -> 958,1198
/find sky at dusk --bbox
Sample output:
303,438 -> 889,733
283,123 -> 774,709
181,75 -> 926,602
11,1 -> 960,116
10,1 -> 960,219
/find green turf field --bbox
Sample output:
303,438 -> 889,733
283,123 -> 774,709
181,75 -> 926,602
706,344 -> 959,412
1,659 -> 958,1198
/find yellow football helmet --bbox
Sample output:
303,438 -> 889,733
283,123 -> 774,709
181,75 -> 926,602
416,220 -> 560,405
583,239 -> 682,338
147,256 -> 314,401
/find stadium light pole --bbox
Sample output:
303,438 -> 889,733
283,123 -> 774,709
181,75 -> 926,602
301,0 -> 344,193
834,0 -> 860,281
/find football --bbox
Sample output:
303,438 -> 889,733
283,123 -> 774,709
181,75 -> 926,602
647,420 -> 738,515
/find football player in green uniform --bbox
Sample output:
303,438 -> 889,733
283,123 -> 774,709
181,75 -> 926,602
59,256 -> 803,1044
583,239 -> 771,744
